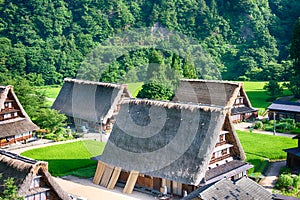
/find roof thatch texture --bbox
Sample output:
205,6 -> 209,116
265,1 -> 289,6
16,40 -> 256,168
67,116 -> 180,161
184,177 -> 273,200
173,79 -> 241,107
0,85 -> 39,138
52,78 -> 131,124
0,118 -> 39,138
93,99 -> 229,185
0,150 -> 70,200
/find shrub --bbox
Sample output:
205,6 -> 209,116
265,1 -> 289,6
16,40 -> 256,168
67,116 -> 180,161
296,122 -> 300,128
264,125 -> 274,131
280,167 -> 292,175
254,121 -> 264,129
277,174 -> 294,189
293,175 -> 300,189
269,120 -> 275,125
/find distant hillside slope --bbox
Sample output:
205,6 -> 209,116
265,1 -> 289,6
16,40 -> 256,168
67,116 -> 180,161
0,0 -> 299,84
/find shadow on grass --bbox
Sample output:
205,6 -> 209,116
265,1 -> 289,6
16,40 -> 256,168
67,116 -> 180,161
247,158 -> 269,174
43,159 -> 97,178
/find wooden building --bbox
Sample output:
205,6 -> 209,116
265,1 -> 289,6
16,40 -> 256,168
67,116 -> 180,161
0,85 -> 39,147
284,135 -> 300,171
52,78 -> 131,133
0,150 -> 69,200
173,79 -> 258,123
268,100 -> 300,122
183,177 -> 273,200
92,99 -> 252,197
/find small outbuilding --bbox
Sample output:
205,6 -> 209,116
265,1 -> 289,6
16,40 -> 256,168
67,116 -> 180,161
183,177 -> 273,200
268,100 -> 300,122
284,135 -> 300,171
52,78 -> 131,132
0,150 -> 70,200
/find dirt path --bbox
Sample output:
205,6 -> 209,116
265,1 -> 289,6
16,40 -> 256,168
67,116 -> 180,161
260,161 -> 286,192
234,122 -> 297,138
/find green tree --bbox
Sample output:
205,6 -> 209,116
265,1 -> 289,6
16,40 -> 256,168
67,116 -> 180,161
137,82 -> 174,101
289,17 -> 300,97
33,108 -> 67,133
263,80 -> 283,100
0,174 -> 23,200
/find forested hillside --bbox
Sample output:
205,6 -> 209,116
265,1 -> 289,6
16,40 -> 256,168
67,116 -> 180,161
0,0 -> 299,85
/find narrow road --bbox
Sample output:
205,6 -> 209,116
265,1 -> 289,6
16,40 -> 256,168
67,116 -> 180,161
260,161 -> 286,192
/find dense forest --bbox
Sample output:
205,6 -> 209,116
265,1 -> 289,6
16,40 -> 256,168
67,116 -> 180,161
0,0 -> 300,85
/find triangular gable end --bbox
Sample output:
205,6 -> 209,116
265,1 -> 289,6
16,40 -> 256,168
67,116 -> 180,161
0,86 -> 30,119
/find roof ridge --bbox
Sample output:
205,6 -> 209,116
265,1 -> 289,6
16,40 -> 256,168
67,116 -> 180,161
180,79 -> 242,86
0,150 -> 38,165
64,78 -> 126,88
121,98 -> 230,112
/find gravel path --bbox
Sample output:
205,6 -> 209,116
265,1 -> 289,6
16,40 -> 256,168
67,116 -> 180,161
260,161 -> 286,192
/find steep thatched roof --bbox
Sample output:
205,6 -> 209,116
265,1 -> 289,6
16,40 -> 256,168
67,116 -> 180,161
52,78 -> 131,124
173,79 -> 255,112
93,98 -> 240,186
0,150 -> 70,200
0,86 -> 39,138
173,79 -> 241,107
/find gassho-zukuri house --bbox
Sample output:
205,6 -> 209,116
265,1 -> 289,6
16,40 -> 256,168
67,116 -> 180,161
173,79 -> 258,123
91,99 -> 253,197
0,150 -> 69,200
52,78 -> 131,133
0,85 -> 39,147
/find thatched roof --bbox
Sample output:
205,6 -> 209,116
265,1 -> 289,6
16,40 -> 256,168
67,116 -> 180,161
0,150 -> 70,200
173,79 -> 255,112
0,118 -> 39,138
52,78 -> 131,124
0,86 -> 39,138
184,177 -> 273,200
93,98 -> 245,186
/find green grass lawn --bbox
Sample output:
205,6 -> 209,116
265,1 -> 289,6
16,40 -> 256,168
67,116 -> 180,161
35,85 -> 62,107
127,82 -> 143,97
21,140 -> 105,177
242,81 -> 292,114
237,130 -> 297,175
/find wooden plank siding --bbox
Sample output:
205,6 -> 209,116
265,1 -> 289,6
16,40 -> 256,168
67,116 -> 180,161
107,167 -> 122,189
93,161 -> 106,184
100,164 -> 114,187
123,171 -> 139,194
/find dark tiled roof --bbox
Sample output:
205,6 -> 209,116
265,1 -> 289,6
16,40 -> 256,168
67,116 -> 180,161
273,193 -> 300,200
184,177 -> 273,200
284,147 -> 300,156
204,160 -> 253,185
231,106 -> 257,115
268,101 -> 300,113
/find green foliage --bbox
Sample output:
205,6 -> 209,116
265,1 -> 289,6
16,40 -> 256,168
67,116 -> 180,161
264,80 -> 283,99
137,82 -> 174,101
21,140 -> 105,177
0,0 -> 299,84
280,167 -> 292,175
254,121 -> 263,129
277,174 -> 294,190
33,108 -> 67,133
0,175 -> 23,200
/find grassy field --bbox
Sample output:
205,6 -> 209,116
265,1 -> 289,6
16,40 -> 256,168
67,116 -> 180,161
237,130 -> 296,175
21,140 -> 105,177
243,81 -> 292,115
35,85 -> 62,107
127,82 -> 143,97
